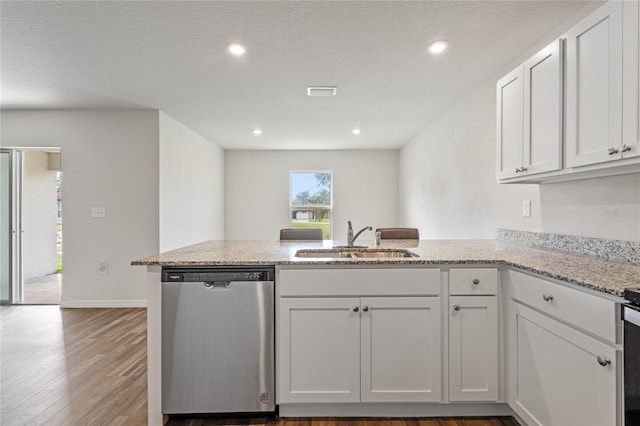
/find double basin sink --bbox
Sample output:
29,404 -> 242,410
295,247 -> 418,259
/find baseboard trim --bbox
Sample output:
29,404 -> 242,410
278,402 -> 514,418
60,300 -> 147,308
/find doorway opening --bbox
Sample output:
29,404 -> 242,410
1,148 -> 62,305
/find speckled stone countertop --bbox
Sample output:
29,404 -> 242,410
131,239 -> 640,297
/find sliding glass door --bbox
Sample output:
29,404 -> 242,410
1,149 -> 12,303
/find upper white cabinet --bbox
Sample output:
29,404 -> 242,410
496,66 -> 524,179
623,0 -> 640,160
496,39 -> 563,180
497,0 -> 640,183
566,1 -> 624,167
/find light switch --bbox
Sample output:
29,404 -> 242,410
522,201 -> 531,217
91,207 -> 106,218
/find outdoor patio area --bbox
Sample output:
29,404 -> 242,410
23,273 -> 61,304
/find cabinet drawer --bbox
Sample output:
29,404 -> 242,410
449,268 -> 498,295
278,268 -> 440,297
508,270 -> 619,343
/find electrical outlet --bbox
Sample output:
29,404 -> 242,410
98,262 -> 108,275
523,200 -> 531,217
91,207 -> 106,218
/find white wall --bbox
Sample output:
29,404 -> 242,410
539,174 -> 640,240
159,112 -> 224,251
1,110 -> 160,306
399,36 -> 640,241
399,81 -> 542,239
399,1 -> 640,242
23,151 -> 58,279
225,150 -> 398,242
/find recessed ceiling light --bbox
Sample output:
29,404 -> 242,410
352,128 -> 361,135
252,128 -> 262,135
227,43 -> 247,56
427,40 -> 447,54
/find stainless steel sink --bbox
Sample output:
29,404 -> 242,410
294,248 -> 418,259
294,250 -> 355,259
350,249 -> 418,258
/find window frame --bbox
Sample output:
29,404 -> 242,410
289,170 -> 333,240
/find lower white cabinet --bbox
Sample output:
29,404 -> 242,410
279,297 -> 361,403
448,296 -> 498,402
504,269 -> 622,426
278,295 -> 442,404
360,297 -> 441,402
509,303 -> 618,426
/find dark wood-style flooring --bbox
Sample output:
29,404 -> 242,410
0,306 -> 519,425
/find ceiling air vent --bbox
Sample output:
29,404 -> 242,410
307,86 -> 337,97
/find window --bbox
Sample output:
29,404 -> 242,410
290,171 -> 332,240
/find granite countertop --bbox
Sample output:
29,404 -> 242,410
131,239 -> 640,297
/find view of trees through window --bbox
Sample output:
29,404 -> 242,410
290,171 -> 332,239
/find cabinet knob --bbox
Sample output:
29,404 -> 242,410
515,167 -> 522,173
353,306 -> 359,312
472,278 -> 480,285
607,147 -> 620,155
542,293 -> 554,302
520,167 -> 527,173
621,144 -> 632,153
453,304 -> 461,311
597,356 -> 611,367
362,306 -> 369,312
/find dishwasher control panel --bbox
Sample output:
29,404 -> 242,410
162,267 -> 274,283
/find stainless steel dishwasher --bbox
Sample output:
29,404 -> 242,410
161,266 -> 275,415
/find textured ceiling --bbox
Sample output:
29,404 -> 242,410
1,1 -> 598,150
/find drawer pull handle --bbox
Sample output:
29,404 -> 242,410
542,293 -> 554,302
453,304 -> 461,311
362,306 -> 369,312
607,147 -> 620,155
472,278 -> 480,285
353,306 -> 359,312
597,356 -> 611,367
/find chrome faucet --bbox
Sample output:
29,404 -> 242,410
347,221 -> 372,247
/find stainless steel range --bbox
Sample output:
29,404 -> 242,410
624,288 -> 640,425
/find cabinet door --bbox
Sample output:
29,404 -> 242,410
278,297 -> 361,403
523,39 -> 563,176
512,303 -> 618,426
623,0 -> 640,160
566,1 -> 623,167
496,66 -> 524,179
449,296 -> 498,402
360,297 -> 441,402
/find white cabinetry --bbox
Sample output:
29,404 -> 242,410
448,268 -> 498,402
623,0 -> 640,161
279,297 -> 361,403
496,39 -> 563,180
360,297 -> 441,402
504,270 -> 621,426
496,66 -> 523,180
566,1 -> 624,167
497,0 -> 640,183
277,268 -> 442,404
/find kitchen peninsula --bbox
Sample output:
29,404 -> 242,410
133,238 -> 639,425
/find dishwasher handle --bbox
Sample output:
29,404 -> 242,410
203,281 -> 232,289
